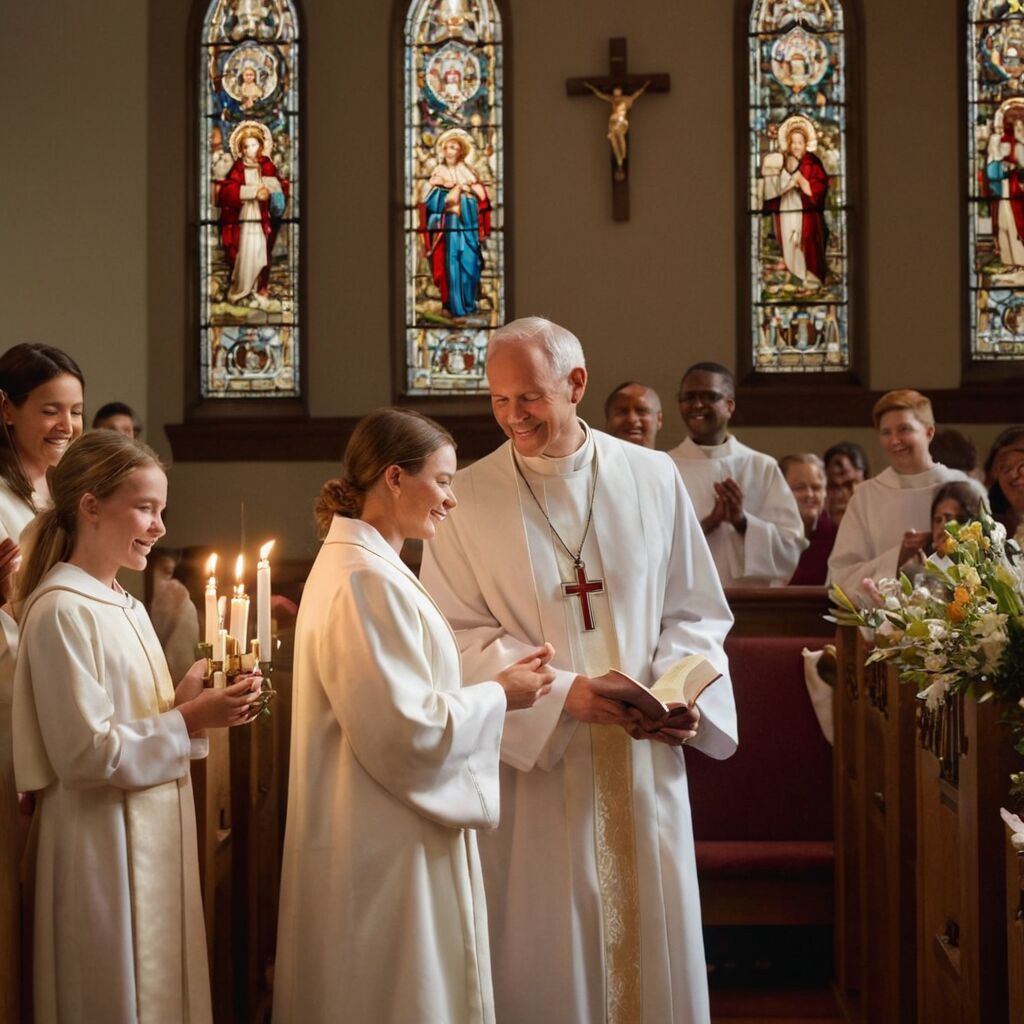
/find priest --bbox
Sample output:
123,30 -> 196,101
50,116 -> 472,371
667,362 -> 806,587
421,317 -> 737,1024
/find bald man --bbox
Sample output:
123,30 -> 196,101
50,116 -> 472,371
603,381 -> 663,448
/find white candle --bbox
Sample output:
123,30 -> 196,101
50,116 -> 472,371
230,554 -> 250,651
257,540 -> 274,665
214,628 -> 227,664
204,554 -> 218,646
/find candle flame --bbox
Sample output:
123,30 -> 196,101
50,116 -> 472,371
205,553 -> 217,577
235,554 -> 244,582
259,540 -> 275,561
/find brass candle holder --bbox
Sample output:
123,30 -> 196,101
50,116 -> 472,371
196,638 -> 276,722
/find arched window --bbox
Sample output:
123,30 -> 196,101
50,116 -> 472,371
967,1 -> 1024,364
197,0 -> 301,400
402,0 -> 505,395
747,0 -> 851,375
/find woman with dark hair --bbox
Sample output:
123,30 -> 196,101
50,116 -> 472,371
985,426 -> 1024,542
0,342 -> 84,1022
274,408 -> 555,1024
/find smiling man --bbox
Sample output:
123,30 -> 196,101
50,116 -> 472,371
420,317 -> 736,1024
667,361 -> 805,588
603,381 -> 663,448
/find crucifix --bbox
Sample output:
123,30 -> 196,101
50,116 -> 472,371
567,38 -> 670,222
562,561 -> 605,632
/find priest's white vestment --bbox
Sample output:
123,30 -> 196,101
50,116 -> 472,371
12,562 -> 211,1024
421,429 -> 738,1024
828,464 -> 968,605
0,477 -> 34,1024
667,436 -> 806,588
273,517 -> 507,1024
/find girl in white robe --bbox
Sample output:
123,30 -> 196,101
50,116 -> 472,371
12,430 -> 259,1024
273,408 -> 555,1024
0,342 -> 86,1024
828,389 -> 969,605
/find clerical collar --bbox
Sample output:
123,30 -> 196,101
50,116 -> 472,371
695,435 -> 735,458
516,421 -> 594,477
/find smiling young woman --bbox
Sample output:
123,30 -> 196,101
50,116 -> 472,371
828,389 -> 972,606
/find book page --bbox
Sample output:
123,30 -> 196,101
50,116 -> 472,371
650,654 -> 722,707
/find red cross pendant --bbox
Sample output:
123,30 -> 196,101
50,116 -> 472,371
562,560 -> 605,632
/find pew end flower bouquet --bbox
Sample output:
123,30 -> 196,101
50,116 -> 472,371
827,512 -> 1024,794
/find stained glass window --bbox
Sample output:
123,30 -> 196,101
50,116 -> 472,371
967,2 -> 1024,362
198,0 -> 300,399
403,0 -> 505,395
748,0 -> 850,373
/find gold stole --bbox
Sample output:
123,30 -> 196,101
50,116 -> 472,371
565,556 -> 643,1024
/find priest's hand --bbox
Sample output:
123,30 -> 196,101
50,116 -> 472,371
175,662 -> 262,734
496,644 -> 556,710
626,703 -> 700,746
701,497 -> 728,536
714,478 -> 747,534
564,673 -> 643,727
898,529 -> 930,567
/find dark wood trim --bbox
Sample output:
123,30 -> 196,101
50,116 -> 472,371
735,0 -> 867,390
185,0 -> 309,421
390,0 -> 513,401
165,412 -> 506,462
731,384 -> 1024,426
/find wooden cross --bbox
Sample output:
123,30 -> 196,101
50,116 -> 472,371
562,561 -> 605,632
567,38 -> 670,222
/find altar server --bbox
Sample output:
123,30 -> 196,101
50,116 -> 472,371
421,318 -> 737,1024
828,389 -> 969,605
668,362 -> 806,587
274,408 -> 554,1024
13,430 -> 258,1024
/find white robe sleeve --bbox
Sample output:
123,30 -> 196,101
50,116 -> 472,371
19,602 -> 193,791
320,567 -> 506,830
827,488 -> 900,605
734,465 -> 807,584
421,514 -> 578,772
652,472 -> 738,760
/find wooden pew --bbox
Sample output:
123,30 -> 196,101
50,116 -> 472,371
916,691 -> 1016,1024
1006,813 -> 1024,1022
724,585 -> 833,638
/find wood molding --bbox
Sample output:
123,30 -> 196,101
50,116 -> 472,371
165,413 -> 506,462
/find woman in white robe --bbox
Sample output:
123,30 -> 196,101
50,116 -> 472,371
12,430 -> 259,1024
828,389 -> 969,605
0,342 -> 85,1023
273,408 -> 554,1024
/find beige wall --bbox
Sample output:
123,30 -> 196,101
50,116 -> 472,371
1,2 -> 1010,563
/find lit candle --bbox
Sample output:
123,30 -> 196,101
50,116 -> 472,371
204,554 -> 218,646
257,540 -> 274,666
229,554 -> 250,651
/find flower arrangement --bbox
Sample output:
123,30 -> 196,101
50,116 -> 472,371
827,511 -> 1024,795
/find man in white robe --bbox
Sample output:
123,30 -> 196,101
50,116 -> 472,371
667,362 -> 806,588
421,317 -> 738,1024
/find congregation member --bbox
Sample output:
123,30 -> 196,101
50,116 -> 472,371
92,400 -> 141,439
930,426 -> 982,482
985,425 -> 1024,544
422,317 -> 737,1024
823,441 -> 869,525
780,453 -> 836,585
274,408 -> 554,1024
667,361 -> 805,587
828,389 -> 968,605
603,379 -> 663,448
0,341 -> 85,1022
13,431 -> 259,1023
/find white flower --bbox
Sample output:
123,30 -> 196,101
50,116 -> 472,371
960,566 -> 981,589
877,578 -> 903,598
992,521 -> 1008,545
972,611 -> 1008,638
924,652 -> 947,672
927,622 -> 948,641
884,594 -> 902,611
920,675 -> 954,709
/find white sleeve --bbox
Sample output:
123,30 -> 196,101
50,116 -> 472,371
738,466 -> 808,584
827,490 -> 900,605
318,568 -> 507,829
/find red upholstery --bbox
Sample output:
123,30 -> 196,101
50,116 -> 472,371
688,635 -> 833,874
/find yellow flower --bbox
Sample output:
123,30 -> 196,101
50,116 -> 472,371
954,586 -> 971,606
938,535 -> 959,555
960,522 -> 983,544
948,601 -> 967,624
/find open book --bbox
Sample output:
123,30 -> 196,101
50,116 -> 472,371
602,654 -> 723,722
